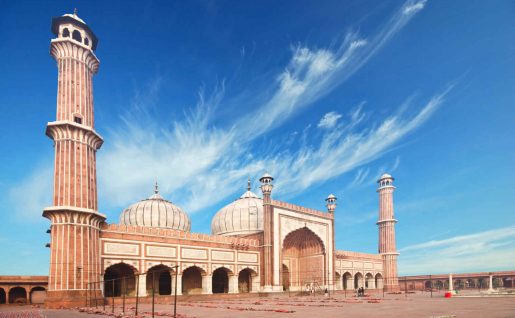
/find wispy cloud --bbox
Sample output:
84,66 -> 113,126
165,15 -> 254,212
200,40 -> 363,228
350,168 -> 371,187
399,226 -> 515,275
8,163 -> 52,222
270,86 -> 452,196
318,111 -> 343,129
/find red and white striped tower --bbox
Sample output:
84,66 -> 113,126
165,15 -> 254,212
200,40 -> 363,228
42,11 -> 105,307
377,173 -> 400,291
259,173 -> 274,291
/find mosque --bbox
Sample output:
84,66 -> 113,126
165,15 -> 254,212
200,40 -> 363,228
39,11 -> 399,307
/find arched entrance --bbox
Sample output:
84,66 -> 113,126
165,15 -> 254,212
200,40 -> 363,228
375,273 -> 383,289
212,268 -> 230,294
354,273 -> 363,289
343,272 -> 352,290
435,280 -> 444,290
282,264 -> 290,291
238,268 -> 257,293
182,266 -> 203,295
104,263 -> 137,297
335,272 -> 342,290
425,281 -> 432,290
282,227 -> 326,291
0,288 -> 6,304
365,273 -> 374,288
147,265 -> 172,295
29,287 -> 46,304
8,287 -> 27,304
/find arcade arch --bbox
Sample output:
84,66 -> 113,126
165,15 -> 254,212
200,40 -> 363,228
343,272 -> 352,290
238,268 -> 257,293
0,287 -> 5,304
146,265 -> 172,295
354,272 -> 364,289
104,263 -> 137,297
8,287 -> 27,304
29,287 -> 46,304
212,267 -> 231,294
375,273 -> 383,289
182,266 -> 204,295
365,273 -> 374,288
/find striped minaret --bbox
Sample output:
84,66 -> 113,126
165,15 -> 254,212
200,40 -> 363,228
42,11 -> 105,307
377,173 -> 400,291
259,173 -> 274,291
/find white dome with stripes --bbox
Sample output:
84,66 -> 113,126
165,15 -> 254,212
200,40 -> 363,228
119,183 -> 190,231
211,180 -> 263,236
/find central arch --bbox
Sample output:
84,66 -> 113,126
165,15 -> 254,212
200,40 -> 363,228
282,227 -> 326,291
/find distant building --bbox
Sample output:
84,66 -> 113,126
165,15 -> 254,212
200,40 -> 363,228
2,11 -> 402,307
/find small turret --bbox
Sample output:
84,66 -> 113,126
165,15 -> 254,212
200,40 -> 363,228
325,194 -> 337,213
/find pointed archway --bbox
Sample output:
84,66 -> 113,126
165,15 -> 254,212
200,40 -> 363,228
282,227 -> 326,291
104,263 -> 137,297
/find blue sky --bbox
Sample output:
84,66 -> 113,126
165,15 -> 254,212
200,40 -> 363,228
0,0 -> 514,276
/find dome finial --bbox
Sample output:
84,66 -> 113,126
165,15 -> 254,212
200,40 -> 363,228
154,180 -> 159,194
74,8 -> 78,16
247,177 -> 251,191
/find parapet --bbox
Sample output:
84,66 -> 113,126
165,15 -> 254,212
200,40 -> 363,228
100,223 -> 260,247
271,200 -> 334,219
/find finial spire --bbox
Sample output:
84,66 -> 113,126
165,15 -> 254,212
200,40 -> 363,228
74,8 -> 78,16
154,181 -> 159,194
247,177 -> 251,191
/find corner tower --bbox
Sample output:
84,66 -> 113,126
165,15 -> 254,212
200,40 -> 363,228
43,11 -> 105,307
377,173 -> 399,291
259,173 -> 274,291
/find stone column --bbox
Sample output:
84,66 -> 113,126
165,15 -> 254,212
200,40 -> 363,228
138,274 -> 147,297
488,275 -> 494,292
202,275 -> 212,294
229,275 -> 238,293
449,273 -> 453,291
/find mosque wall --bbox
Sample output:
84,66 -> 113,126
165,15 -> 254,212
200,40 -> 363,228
99,224 -> 260,281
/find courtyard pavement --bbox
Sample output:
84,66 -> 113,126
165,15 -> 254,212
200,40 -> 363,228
1,290 -> 515,318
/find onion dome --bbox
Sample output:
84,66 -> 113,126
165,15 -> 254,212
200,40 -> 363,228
211,179 -> 264,236
119,182 -> 190,231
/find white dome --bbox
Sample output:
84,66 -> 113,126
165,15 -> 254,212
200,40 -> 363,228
211,186 -> 263,236
379,173 -> 393,180
119,184 -> 190,231
62,13 -> 86,24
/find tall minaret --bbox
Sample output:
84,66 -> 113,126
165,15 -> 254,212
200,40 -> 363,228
43,11 -> 105,307
259,173 -> 274,291
377,173 -> 400,291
